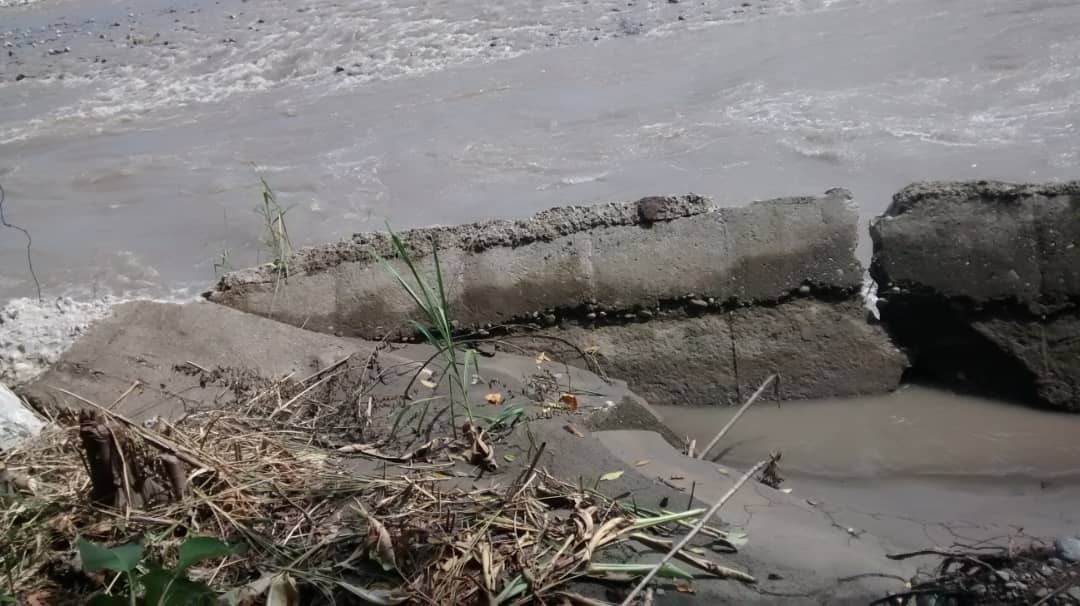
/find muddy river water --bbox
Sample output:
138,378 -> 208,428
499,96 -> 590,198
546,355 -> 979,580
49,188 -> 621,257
654,385 -> 1080,548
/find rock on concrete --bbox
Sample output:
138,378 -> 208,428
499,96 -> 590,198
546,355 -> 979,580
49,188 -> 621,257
208,190 -> 905,404
871,180 -> 1080,411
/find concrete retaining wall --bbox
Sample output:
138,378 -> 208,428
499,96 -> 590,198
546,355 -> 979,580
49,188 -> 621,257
209,190 -> 907,405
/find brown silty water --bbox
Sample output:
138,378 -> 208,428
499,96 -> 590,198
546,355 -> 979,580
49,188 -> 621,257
651,385 -> 1080,550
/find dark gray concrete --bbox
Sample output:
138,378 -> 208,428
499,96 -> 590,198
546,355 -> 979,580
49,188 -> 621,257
871,180 -> 1080,411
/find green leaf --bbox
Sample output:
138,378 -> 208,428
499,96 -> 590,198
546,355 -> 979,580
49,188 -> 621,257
78,537 -> 143,573
88,594 -> 130,606
142,566 -> 217,606
177,536 -> 235,572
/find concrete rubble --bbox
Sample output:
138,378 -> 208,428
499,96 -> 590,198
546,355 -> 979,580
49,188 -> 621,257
871,180 -> 1080,411
208,189 -> 908,405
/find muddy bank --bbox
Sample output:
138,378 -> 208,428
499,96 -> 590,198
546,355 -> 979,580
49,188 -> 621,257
871,180 -> 1080,411
208,190 -> 906,405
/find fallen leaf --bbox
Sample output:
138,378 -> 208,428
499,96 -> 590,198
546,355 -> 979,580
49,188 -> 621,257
266,573 -> 299,606
536,352 -> 550,364
364,515 -> 397,571
420,379 -> 438,389
563,424 -> 585,438
599,470 -> 624,482
559,393 -> 579,411
780,487 -> 793,494
634,460 -> 650,467
503,454 -> 516,462
674,583 -> 695,594
484,392 -> 504,405
464,422 -> 497,471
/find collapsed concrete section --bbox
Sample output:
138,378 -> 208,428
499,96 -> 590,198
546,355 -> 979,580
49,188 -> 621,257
209,190 -> 906,405
871,180 -> 1080,411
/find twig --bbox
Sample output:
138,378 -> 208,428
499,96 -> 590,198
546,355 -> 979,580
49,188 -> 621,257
269,375 -> 331,419
628,533 -> 755,583
697,374 -> 776,460
108,381 -> 142,411
618,458 -> 769,606
505,442 -> 547,502
0,182 -> 42,301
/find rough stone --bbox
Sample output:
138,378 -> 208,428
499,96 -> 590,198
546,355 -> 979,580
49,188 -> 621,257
1056,533 -> 1080,562
871,180 -> 1080,411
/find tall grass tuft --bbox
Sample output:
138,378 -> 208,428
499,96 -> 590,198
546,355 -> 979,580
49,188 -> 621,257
379,227 -> 474,436
256,177 -> 292,281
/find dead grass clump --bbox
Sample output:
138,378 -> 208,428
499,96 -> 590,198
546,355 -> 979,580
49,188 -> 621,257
2,378 -> 756,605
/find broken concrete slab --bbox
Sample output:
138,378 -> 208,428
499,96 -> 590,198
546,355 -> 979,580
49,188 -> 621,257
729,299 -> 907,402
18,300 -> 652,434
208,190 -> 905,404
871,180 -> 1080,411
207,190 -> 864,338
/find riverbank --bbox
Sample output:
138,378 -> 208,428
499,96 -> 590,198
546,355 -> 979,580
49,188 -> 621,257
4,182 -> 1080,603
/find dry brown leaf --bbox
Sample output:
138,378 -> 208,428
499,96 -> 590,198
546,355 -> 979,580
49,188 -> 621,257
463,422 -> 497,471
563,424 -> 585,438
674,583 -> 695,594
484,392 -> 504,405
559,394 -> 579,411
599,470 -> 623,482
364,514 -> 398,572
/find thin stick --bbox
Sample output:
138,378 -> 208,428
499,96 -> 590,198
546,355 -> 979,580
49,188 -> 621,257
108,381 -> 141,411
697,374 -> 776,460
618,459 -> 769,606
269,375 -> 331,419
504,442 -> 547,502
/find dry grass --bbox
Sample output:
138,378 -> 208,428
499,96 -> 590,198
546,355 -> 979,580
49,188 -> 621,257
1,367 -> 757,605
